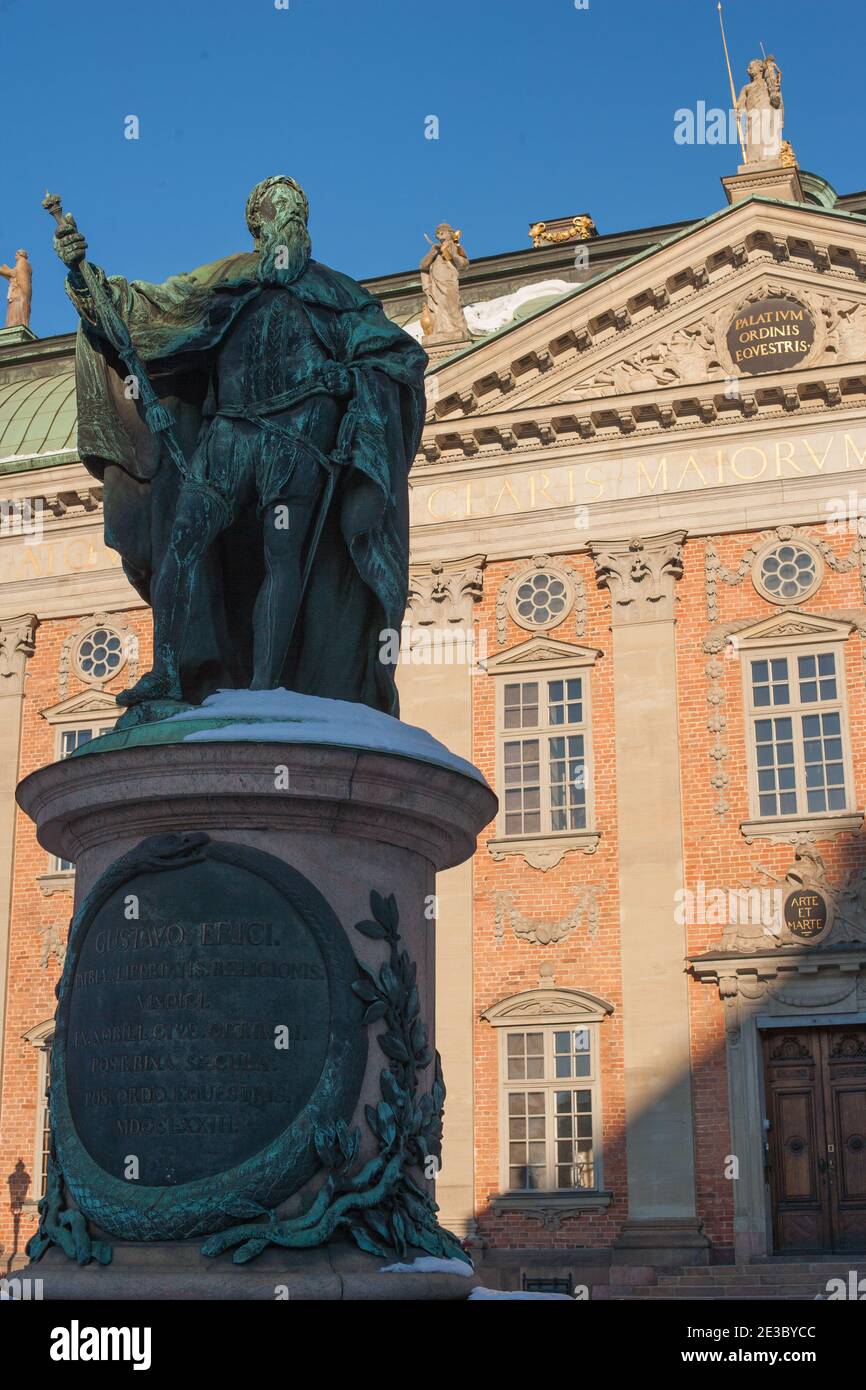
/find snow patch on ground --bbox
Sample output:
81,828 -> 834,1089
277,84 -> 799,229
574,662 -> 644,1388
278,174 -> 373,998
167,688 -> 488,784
469,1287 -> 573,1300
380,1256 -> 475,1277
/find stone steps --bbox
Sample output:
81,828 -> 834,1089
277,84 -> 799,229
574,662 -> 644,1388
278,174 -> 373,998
598,1259 -> 864,1301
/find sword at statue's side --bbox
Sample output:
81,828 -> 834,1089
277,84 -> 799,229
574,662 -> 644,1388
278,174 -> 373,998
42,191 -> 189,481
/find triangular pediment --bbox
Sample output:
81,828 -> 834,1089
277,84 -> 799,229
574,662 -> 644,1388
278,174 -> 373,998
423,197 -> 866,437
485,635 -> 602,674
40,688 -> 120,723
733,608 -> 856,650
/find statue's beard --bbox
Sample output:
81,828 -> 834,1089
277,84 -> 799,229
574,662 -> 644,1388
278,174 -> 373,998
256,211 -> 311,285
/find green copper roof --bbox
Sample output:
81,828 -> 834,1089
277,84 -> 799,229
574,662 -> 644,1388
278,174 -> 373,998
0,370 -> 77,469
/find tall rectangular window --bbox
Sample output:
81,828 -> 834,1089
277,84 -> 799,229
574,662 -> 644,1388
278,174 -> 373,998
53,724 -> 116,871
503,1026 -> 598,1192
748,649 -> 850,818
501,674 -> 590,837
38,1037 -> 53,1198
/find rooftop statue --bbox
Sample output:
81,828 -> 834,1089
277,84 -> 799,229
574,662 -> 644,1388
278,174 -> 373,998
0,248 -> 32,327
736,56 -> 784,164
48,176 -> 427,722
419,222 -> 470,344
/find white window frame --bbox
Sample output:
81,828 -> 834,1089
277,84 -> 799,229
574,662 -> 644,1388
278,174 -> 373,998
49,717 -> 118,874
22,1019 -> 54,1202
743,641 -> 854,821
734,612 -> 863,843
481,988 -> 614,1216
498,1022 -> 601,1194
486,637 -> 602,868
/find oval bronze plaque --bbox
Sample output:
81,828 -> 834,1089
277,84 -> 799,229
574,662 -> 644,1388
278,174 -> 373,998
727,295 -> 815,375
783,888 -> 828,941
50,834 -> 366,1241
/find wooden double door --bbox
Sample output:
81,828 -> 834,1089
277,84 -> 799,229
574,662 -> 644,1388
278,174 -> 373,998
763,1025 -> 866,1253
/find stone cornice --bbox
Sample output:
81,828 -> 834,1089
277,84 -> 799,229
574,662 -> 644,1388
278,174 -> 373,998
691,942 -> 866,983
418,362 -> 866,463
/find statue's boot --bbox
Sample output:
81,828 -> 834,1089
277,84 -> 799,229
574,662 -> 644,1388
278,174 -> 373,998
117,654 -> 183,707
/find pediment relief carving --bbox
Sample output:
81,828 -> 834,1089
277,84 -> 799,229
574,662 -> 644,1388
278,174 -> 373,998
509,275 -> 864,413
484,633 -> 602,674
481,987 -> 614,1025
728,607 -> 856,649
41,688 -> 121,723
421,207 -> 866,433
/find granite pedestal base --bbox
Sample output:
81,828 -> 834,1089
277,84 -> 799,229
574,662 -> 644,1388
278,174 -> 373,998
32,1240 -> 480,1301
16,694 -> 496,1299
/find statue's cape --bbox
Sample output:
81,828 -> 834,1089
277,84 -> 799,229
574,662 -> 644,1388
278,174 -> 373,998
71,254 -> 427,713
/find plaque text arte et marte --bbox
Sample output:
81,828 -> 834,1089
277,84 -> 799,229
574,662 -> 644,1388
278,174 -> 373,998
726,294 -> 816,374
49,834 -> 367,1241
784,887 -> 829,942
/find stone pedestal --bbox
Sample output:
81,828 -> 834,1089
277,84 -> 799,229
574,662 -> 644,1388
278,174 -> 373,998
421,334 -> 472,365
16,693 -> 496,1299
722,159 -> 805,206
32,1240 -> 480,1301
0,324 -> 37,349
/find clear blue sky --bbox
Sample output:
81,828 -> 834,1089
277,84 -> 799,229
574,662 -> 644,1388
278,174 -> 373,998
2,0 -> 862,337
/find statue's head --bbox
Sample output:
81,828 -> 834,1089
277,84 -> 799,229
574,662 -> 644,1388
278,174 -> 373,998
245,175 -> 309,241
435,222 -> 455,242
747,59 -> 762,78
246,175 -> 311,285
16,249 -> 28,261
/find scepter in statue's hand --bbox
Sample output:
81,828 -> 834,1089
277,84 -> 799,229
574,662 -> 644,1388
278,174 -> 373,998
42,191 -> 189,479
45,195 -> 88,273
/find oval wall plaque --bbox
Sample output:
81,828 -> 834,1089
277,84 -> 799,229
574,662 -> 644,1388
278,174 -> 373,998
783,887 -> 829,942
727,295 -> 815,375
50,834 -> 366,1241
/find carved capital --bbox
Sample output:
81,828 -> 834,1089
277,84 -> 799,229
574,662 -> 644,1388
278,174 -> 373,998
0,613 -> 38,693
406,555 -> 485,627
587,532 -> 687,626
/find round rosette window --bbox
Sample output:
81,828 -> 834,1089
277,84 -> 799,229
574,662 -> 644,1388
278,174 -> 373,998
75,627 -> 124,682
753,541 -> 822,604
509,568 -> 574,632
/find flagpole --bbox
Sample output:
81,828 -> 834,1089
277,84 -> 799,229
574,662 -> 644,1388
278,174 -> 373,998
717,2 -> 746,163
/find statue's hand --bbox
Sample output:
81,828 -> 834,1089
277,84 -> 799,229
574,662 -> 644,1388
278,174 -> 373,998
53,217 -> 87,270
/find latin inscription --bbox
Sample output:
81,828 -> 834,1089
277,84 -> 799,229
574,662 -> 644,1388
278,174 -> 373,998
726,295 -> 816,374
783,889 -> 829,942
410,427 -> 866,524
65,856 -> 330,1185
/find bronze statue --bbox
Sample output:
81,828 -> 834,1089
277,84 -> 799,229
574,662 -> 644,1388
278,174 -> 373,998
0,249 -> 32,327
50,176 -> 427,721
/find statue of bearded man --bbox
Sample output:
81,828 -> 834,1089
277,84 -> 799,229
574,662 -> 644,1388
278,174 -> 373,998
54,176 -> 427,720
